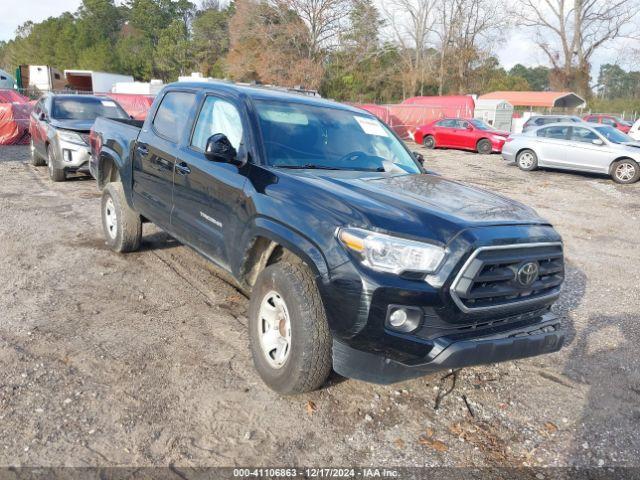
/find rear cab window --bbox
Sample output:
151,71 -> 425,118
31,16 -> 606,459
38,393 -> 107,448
153,91 -> 198,143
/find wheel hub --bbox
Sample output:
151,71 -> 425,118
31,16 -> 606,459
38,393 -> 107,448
258,291 -> 291,369
104,197 -> 118,239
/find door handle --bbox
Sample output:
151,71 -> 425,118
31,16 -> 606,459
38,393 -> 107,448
136,144 -> 149,155
175,162 -> 191,175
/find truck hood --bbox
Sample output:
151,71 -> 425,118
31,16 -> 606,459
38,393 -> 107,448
49,119 -> 95,132
277,170 -> 546,244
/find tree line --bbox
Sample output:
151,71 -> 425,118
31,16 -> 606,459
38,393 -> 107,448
0,0 -> 638,105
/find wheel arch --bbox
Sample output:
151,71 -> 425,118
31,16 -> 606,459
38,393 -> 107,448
238,219 -> 329,292
609,156 -> 640,175
97,149 -> 122,190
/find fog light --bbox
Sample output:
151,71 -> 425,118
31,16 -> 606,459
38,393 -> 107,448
63,149 -> 73,162
389,309 -> 408,327
386,305 -> 422,333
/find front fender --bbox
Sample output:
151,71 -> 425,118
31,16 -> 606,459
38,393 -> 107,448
238,216 -> 330,281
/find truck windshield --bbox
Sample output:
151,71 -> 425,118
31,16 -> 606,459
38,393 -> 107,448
595,126 -> 632,144
52,97 -> 129,121
254,100 -> 421,173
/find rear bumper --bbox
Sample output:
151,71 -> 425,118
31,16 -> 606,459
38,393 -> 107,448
332,313 -> 564,384
502,149 -> 516,162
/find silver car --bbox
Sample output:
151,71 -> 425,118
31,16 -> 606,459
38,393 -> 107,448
502,122 -> 640,184
29,94 -> 129,182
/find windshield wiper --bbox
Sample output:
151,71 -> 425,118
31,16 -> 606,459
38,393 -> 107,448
276,164 -> 385,172
276,164 -> 346,170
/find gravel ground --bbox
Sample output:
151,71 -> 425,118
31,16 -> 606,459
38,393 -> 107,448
0,143 -> 639,468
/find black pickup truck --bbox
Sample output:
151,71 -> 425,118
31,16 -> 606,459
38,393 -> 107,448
90,81 -> 565,394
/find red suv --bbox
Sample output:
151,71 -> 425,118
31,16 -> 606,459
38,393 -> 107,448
583,114 -> 632,133
414,118 -> 510,154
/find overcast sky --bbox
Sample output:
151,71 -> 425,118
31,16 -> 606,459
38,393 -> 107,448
0,0 -> 635,75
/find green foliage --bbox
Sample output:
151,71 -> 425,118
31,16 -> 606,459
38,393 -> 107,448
509,64 -> 549,91
597,64 -> 640,100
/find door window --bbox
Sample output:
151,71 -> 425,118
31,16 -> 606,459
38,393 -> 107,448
191,96 -> 244,150
152,91 -> 197,142
435,119 -> 456,127
570,127 -> 599,143
455,120 -> 470,129
537,126 -> 570,139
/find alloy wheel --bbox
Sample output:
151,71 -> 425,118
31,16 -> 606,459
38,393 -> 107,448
615,162 -> 636,182
104,196 -> 118,239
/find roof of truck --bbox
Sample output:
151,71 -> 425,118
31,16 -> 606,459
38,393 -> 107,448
168,80 -> 366,114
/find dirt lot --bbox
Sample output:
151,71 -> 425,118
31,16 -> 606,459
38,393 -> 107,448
0,143 -> 639,468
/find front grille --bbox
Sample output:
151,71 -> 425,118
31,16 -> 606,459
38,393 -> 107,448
450,243 -> 563,313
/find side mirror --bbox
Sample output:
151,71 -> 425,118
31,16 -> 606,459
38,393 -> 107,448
38,112 -> 47,122
591,138 -> 604,146
205,133 -> 239,164
413,151 -> 425,165
466,125 -> 473,131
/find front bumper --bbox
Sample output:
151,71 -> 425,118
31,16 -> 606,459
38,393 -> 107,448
333,312 -> 564,384
56,140 -> 91,172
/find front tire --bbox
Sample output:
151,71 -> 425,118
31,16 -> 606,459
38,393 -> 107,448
516,149 -> 538,171
30,139 -> 46,166
101,182 -> 142,253
422,135 -> 435,149
611,159 -> 640,184
477,138 -> 492,155
249,260 -> 332,394
47,146 -> 66,182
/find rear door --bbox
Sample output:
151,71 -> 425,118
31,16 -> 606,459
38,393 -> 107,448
534,125 -> 571,166
563,126 -> 612,173
434,119 -> 456,146
171,92 -> 248,269
132,90 -> 198,226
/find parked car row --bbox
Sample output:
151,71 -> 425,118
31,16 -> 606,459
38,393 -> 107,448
411,113 -> 640,184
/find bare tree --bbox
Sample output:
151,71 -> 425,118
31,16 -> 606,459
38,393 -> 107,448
273,0 -> 351,59
513,0 -> 639,96
381,0 -> 438,97
447,0 -> 507,93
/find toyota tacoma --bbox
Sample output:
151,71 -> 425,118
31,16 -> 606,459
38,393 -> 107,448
90,81 -> 565,394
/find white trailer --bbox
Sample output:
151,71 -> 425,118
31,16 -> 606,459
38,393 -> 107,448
64,70 -> 134,93
474,99 -> 514,132
17,65 -> 66,92
111,79 -> 164,95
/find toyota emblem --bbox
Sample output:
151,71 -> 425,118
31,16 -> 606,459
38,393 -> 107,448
517,262 -> 539,287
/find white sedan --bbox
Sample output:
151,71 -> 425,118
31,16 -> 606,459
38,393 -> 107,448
502,123 -> 640,184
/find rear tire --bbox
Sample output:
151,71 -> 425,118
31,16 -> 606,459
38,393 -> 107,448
516,149 -> 538,171
47,146 -> 66,182
101,182 -> 142,253
610,159 -> 640,184
248,260 -> 332,394
422,135 -> 435,149
30,139 -> 46,166
477,138 -> 492,155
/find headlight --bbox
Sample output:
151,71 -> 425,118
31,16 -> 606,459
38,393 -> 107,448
338,227 -> 446,274
57,130 -> 86,145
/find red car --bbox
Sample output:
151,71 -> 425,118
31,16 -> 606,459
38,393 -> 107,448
414,118 -> 510,154
583,114 -> 632,133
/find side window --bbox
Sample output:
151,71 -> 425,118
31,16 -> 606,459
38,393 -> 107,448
457,120 -> 469,129
152,91 -> 197,143
534,118 -> 544,125
436,119 -> 455,127
570,127 -> 598,143
601,117 -> 616,126
191,96 -> 244,151
538,126 -> 569,139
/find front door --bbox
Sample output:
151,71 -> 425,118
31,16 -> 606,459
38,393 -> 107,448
171,94 -> 248,268
563,126 -> 612,173
132,90 -> 197,226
